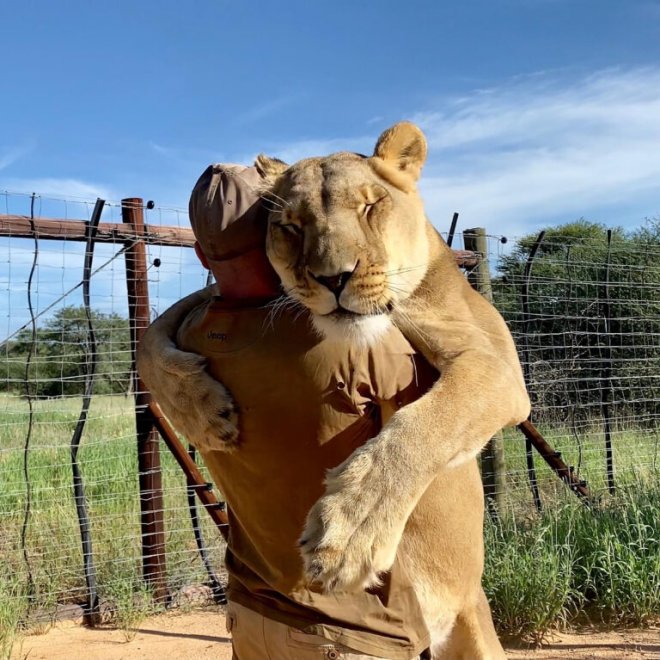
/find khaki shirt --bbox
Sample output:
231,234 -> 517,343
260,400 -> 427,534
177,297 -> 436,659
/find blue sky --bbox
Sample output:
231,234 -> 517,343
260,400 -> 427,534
2,0 -> 660,334
2,0 -> 660,236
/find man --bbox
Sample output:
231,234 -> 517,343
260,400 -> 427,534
139,164 -> 437,659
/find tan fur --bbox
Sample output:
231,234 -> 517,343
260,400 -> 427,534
137,122 -> 530,659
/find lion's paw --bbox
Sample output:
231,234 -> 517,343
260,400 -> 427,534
182,372 -> 239,451
299,453 -> 405,591
151,366 -> 239,452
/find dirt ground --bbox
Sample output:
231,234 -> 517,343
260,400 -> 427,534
11,610 -> 660,660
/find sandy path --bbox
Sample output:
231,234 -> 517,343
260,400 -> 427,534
12,610 -> 232,660
11,611 -> 660,660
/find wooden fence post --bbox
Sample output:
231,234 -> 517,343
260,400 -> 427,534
463,228 -> 506,514
601,229 -> 615,495
121,198 -> 169,604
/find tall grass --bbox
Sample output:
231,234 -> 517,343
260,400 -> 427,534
484,482 -> 660,641
500,422 -> 659,510
0,393 -> 224,659
0,576 -> 27,659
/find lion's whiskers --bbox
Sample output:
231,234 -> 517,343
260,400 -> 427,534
264,294 -> 306,331
259,189 -> 291,211
282,286 -> 311,320
262,201 -> 284,214
263,296 -> 288,330
384,264 -> 427,277
292,305 -> 310,324
385,282 -> 413,297
389,299 -> 434,350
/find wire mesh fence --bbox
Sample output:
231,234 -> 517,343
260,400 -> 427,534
0,192 -> 223,636
0,191 -> 658,637
481,223 -> 660,513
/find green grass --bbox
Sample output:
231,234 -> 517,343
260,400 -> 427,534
0,394 -> 224,659
1,393 -> 659,656
500,422 -> 659,509
486,423 -> 660,640
0,574 -> 27,659
484,482 -> 660,641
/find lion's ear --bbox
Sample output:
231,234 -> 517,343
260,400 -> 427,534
372,122 -> 427,181
255,154 -> 289,185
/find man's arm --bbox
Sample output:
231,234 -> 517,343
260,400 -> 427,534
137,286 -> 239,450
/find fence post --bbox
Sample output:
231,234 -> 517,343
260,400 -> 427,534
601,229 -> 616,494
121,198 -> 169,604
463,228 -> 506,514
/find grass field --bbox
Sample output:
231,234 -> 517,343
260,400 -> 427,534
1,393 -> 659,656
0,394 -> 223,658
489,423 -> 659,638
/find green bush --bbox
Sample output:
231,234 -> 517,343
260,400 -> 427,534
484,482 -> 660,640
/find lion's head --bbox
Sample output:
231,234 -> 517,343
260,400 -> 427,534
255,122 -> 432,343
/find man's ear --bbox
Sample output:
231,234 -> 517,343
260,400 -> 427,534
372,122 -> 427,182
254,154 -> 289,186
194,241 -> 211,270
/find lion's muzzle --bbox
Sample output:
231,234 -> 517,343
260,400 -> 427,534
309,268 -> 355,298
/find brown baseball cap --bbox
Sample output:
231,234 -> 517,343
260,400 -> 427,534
189,163 -> 267,262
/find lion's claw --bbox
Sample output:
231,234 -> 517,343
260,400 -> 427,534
299,451 -> 406,591
148,364 -> 239,451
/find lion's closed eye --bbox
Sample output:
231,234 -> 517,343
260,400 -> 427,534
273,209 -> 303,237
359,202 -> 376,219
358,185 -> 388,219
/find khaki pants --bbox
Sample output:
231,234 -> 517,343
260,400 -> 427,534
226,601 -> 396,659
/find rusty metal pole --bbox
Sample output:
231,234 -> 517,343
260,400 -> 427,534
463,228 -> 506,516
518,420 -> 591,500
148,402 -> 230,536
121,198 -> 169,604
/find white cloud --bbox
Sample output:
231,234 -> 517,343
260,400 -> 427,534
249,68 -> 660,240
0,177 -> 116,203
234,95 -> 302,126
413,68 -> 660,238
0,142 -> 35,171
149,141 -> 180,159
8,68 -> 656,248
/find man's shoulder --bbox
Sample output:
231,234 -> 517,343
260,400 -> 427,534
177,298 -> 319,357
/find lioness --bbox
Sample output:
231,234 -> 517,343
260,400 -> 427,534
139,122 -> 530,659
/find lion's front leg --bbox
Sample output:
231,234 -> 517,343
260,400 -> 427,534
142,350 -> 240,451
300,416 -> 422,591
137,287 -> 240,451
301,351 -> 530,591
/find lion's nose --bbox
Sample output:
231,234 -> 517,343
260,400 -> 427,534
310,271 -> 353,296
